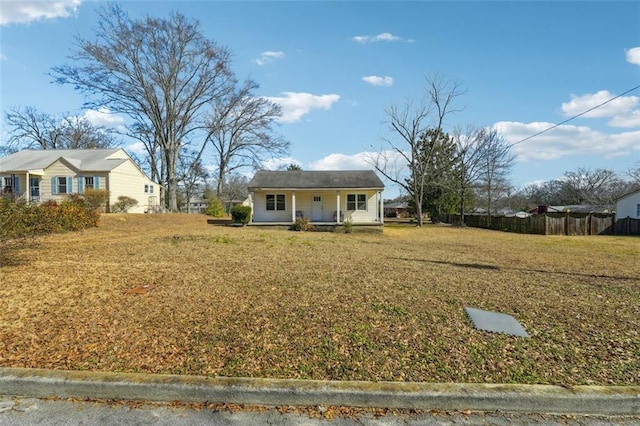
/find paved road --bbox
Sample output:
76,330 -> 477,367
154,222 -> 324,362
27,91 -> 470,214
1,396 -> 639,425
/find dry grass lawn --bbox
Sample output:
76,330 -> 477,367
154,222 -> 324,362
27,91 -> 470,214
1,214 -> 638,386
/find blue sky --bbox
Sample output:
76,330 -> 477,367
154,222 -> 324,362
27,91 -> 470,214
1,1 -> 639,197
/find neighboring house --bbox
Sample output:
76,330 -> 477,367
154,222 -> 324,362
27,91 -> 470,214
0,148 -> 160,213
616,188 -> 640,219
247,170 -> 385,225
384,201 -> 409,218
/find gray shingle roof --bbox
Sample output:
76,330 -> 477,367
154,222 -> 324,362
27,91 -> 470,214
0,149 -> 127,173
248,170 -> 384,190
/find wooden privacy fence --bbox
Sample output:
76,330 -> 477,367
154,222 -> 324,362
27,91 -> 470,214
442,213 -> 640,236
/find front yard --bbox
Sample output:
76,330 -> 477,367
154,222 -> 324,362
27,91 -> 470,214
0,214 -> 638,385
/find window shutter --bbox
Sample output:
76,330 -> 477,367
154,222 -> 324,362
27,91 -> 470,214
78,177 -> 84,194
12,175 -> 19,193
94,176 -> 100,189
67,176 -> 73,193
51,177 -> 58,195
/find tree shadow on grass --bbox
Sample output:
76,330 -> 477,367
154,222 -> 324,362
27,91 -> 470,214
390,257 -> 640,282
0,240 -> 31,268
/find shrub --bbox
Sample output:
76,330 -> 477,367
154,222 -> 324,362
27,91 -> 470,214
112,196 -> 138,213
83,188 -> 110,212
230,205 -> 251,225
290,217 -> 316,232
204,197 -> 225,217
0,198 -> 99,241
343,219 -> 353,234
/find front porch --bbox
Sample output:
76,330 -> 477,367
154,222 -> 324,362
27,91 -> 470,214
248,189 -> 385,226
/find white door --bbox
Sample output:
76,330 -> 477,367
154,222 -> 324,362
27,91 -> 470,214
311,195 -> 323,221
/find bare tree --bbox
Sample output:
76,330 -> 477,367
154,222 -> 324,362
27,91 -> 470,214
373,75 -> 464,226
51,4 -> 233,211
475,128 -> 514,215
4,106 -> 117,151
451,125 -> 486,224
628,161 -> 640,184
204,79 -> 287,196
178,149 -> 209,213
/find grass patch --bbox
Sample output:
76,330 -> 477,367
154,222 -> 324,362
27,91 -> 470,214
0,214 -> 638,385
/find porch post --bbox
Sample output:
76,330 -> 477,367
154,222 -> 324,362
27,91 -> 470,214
379,191 -> 384,224
25,172 -> 30,203
249,192 -> 254,223
291,191 -> 296,223
336,191 -> 341,224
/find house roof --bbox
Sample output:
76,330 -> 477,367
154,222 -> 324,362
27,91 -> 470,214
0,149 -> 128,173
615,187 -> 640,202
248,170 -> 384,191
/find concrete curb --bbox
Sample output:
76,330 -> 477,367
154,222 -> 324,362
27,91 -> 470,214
1,367 -> 638,415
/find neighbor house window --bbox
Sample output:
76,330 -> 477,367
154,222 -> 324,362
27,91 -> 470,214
145,184 -> 154,194
57,177 -> 68,194
266,194 -> 285,211
2,176 -> 12,193
84,176 -> 95,190
637,204 -> 640,217
347,194 -> 367,211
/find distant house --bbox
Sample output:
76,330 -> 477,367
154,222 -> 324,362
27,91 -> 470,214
616,188 -> 640,219
0,148 -> 160,213
384,201 -> 409,218
247,170 -> 384,225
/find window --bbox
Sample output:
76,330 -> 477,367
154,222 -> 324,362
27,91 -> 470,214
636,204 -> 640,217
57,177 -> 68,194
149,185 -> 154,194
2,176 -> 12,193
84,176 -> 94,190
347,194 -> 367,211
266,194 -> 285,211
145,184 -> 154,194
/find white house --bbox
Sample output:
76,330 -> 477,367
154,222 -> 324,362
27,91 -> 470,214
247,170 -> 385,225
0,148 -> 160,213
616,188 -> 640,219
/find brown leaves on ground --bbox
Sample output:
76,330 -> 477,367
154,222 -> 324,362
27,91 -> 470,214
0,214 -> 638,386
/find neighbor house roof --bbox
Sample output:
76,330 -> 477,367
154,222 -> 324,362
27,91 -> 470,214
0,149 -> 128,173
615,187 -> 640,202
248,170 -> 384,190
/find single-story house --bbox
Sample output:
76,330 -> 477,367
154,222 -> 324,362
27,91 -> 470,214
616,188 -> 640,219
384,201 -> 409,218
0,148 -> 160,213
247,170 -> 385,225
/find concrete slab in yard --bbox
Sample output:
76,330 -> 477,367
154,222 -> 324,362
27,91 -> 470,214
464,306 -> 530,337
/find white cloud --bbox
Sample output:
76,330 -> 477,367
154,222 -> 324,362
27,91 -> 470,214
362,75 -> 394,87
561,91 -> 640,128
255,50 -> 284,66
125,142 -> 147,157
83,108 -> 125,129
494,121 -> 640,162
350,32 -> 413,44
626,46 -> 640,65
0,0 -> 81,25
265,92 -> 340,123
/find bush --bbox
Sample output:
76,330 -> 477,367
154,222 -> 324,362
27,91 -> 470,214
83,188 -> 110,212
112,196 -> 138,213
230,205 -> 251,225
204,197 -> 225,217
343,219 -> 353,234
290,217 -> 316,232
0,197 -> 99,241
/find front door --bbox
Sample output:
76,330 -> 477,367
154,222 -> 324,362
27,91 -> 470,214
311,195 -> 323,221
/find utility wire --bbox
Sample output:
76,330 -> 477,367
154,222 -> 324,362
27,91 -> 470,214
508,84 -> 640,148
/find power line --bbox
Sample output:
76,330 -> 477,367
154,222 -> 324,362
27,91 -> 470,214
508,84 -> 640,148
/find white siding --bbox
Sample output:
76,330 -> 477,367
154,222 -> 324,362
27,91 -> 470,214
616,191 -> 640,219
108,161 -> 159,213
251,189 -> 382,223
